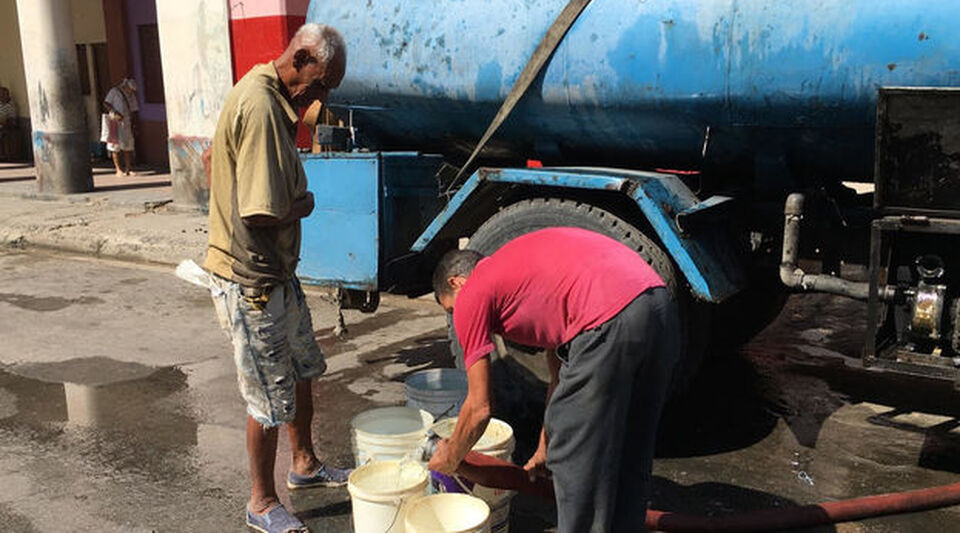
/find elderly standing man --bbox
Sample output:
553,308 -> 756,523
428,227 -> 681,532
102,78 -> 138,175
203,23 -> 349,533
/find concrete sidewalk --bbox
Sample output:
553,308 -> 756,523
0,163 -> 207,265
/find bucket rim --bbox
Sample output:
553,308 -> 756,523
404,368 -> 469,388
347,460 -> 429,501
430,417 -> 514,452
404,493 -> 490,533
350,406 -> 434,440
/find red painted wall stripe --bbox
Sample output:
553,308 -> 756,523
229,14 -> 310,147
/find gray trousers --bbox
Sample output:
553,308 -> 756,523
545,287 -> 680,533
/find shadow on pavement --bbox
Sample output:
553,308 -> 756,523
650,477 -> 837,533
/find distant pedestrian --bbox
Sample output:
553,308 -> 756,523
429,227 -> 681,533
102,78 -> 138,176
0,87 -> 19,161
203,23 -> 349,533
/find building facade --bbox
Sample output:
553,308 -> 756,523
5,0 -> 311,206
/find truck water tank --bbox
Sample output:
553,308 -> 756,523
308,0 -> 960,180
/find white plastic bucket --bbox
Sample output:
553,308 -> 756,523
405,368 -> 469,420
348,460 -> 429,533
351,406 -> 435,466
430,418 -> 516,533
404,493 -> 491,533
430,417 -> 515,460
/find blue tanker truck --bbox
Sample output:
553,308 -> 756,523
296,0 -> 960,390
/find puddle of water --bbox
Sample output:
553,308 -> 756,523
0,358 -> 196,451
0,293 -> 104,312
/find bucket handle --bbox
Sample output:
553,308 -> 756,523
381,494 -> 425,533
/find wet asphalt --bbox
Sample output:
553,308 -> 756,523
1,249 -> 960,532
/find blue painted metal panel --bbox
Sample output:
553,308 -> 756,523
412,172 -> 486,252
309,0 -> 960,179
411,166 -> 744,302
298,154 -> 380,290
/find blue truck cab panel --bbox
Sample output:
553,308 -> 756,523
298,152 -> 445,291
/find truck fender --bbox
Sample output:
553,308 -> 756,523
411,167 -> 746,303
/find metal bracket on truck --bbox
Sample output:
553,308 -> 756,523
411,167 -> 746,303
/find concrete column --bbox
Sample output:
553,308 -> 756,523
157,0 -> 234,208
16,0 -> 92,193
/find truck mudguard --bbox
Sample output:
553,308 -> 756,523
411,167 -> 744,303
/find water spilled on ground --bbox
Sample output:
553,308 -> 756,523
649,293 -> 960,532
0,357 -> 248,531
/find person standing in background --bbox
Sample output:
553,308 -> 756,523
102,78 -> 138,175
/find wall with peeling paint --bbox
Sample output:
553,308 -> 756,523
156,0 -> 233,207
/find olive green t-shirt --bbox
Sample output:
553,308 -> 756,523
203,63 -> 307,288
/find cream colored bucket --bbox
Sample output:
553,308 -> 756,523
347,460 -> 429,533
351,406 -> 435,466
404,493 -> 491,533
430,418 -> 516,533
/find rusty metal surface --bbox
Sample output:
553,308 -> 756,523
875,88 -> 960,217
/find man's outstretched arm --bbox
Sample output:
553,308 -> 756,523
428,355 -> 493,474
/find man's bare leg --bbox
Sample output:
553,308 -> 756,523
287,380 -> 321,476
247,416 -> 280,513
122,150 -> 132,175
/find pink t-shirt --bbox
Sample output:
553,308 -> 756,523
453,227 -> 665,369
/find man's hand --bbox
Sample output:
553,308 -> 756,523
427,438 -> 459,475
294,191 -> 315,219
523,434 -> 551,482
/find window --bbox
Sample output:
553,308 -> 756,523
137,24 -> 165,104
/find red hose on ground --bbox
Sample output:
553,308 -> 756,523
456,451 -> 960,531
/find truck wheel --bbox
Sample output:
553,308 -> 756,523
465,197 -> 708,397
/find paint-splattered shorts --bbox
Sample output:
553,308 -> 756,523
209,275 -> 326,427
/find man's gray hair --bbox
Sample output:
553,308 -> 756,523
295,23 -> 346,65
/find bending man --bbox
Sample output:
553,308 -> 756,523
428,227 -> 680,532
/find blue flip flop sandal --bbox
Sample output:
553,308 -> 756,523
287,463 -> 352,490
246,504 -> 308,533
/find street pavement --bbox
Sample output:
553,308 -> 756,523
0,249 -> 450,532
3,168 -> 960,532
0,163 -> 206,267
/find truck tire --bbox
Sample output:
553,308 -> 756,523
465,197 -> 708,397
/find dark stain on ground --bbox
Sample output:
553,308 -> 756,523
657,352 -> 780,458
0,292 -> 104,312
651,478 -> 834,532
314,307 -> 410,339
117,277 -> 149,285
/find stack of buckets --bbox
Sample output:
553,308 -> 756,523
429,417 -> 516,533
347,368 -> 513,533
